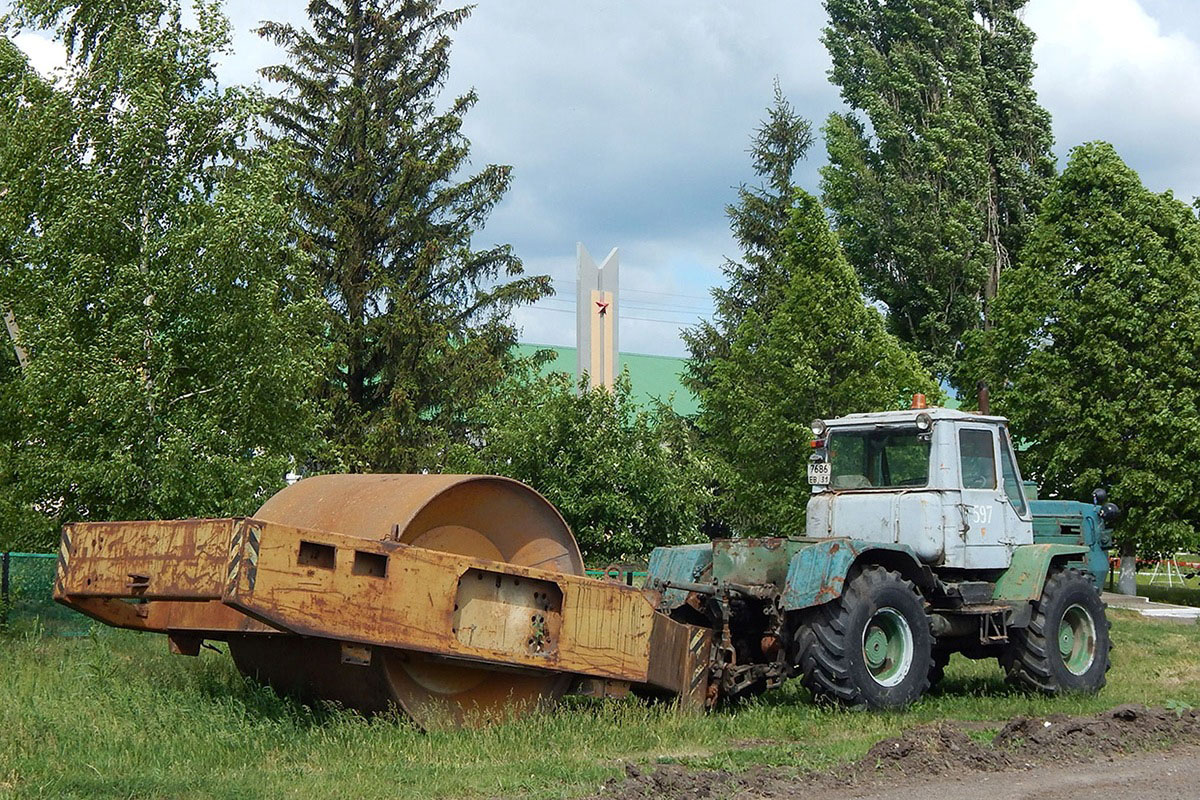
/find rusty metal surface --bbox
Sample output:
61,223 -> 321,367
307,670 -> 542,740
55,518 -> 279,637
228,474 -> 585,728
56,518 -> 234,600
54,474 -> 716,728
645,614 -> 713,710
223,518 -> 655,680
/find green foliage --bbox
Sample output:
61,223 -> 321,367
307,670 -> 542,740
258,0 -> 550,473
696,190 -> 938,536
821,0 -> 1054,379
968,142 -> 1200,557
0,3 -> 327,548
683,82 -> 813,392
447,369 -> 708,563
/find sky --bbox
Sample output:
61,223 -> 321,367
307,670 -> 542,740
9,0 -> 1200,357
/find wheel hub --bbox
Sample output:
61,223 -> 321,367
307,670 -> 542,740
861,607 -> 914,687
1060,603 -> 1098,676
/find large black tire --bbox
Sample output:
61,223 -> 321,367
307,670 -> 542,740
1000,567 -> 1111,694
794,565 -> 933,709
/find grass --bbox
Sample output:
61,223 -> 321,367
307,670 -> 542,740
1102,569 -> 1200,607
1,610 -> 1198,799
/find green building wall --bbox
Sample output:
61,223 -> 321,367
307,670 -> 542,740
513,344 -> 699,416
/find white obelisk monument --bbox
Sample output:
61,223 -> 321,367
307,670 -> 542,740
575,243 -> 619,390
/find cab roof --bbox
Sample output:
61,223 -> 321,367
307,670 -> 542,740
823,406 -> 1009,427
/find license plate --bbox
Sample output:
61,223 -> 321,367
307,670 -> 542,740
807,462 -> 831,485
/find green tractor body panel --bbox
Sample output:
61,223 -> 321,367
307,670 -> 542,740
1027,499 -> 1113,584
711,537 -> 810,587
645,543 -> 713,612
992,543 -> 1090,603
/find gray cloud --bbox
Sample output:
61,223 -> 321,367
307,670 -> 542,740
10,0 -> 1200,355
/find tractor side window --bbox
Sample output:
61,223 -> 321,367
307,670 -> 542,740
999,429 -> 1028,516
959,429 -> 997,489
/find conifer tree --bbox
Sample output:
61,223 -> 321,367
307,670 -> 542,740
683,83 -> 813,394
258,0 -> 550,472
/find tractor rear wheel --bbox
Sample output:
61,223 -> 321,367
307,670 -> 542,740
794,565 -> 932,709
1000,567 -> 1111,694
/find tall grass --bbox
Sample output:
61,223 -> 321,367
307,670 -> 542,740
1,610 -> 1198,799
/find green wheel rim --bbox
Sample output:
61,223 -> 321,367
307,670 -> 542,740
861,607 -> 914,687
1059,603 -> 1098,676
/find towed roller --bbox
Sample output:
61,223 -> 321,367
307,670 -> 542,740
52,474 -> 713,728
232,474 -> 584,727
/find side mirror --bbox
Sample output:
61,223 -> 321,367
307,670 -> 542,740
1093,488 -> 1108,505
1099,502 -> 1121,522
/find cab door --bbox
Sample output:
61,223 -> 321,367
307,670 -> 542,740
956,424 -> 1011,569
995,426 -> 1034,549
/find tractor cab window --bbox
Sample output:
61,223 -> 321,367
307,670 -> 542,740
998,427 -> 1028,516
959,428 -> 997,489
827,427 -> 930,490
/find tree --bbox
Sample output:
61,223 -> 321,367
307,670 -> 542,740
974,1 -> 1055,323
696,191 -> 939,537
970,142 -> 1200,593
0,38 -> 73,549
821,0 -> 1054,378
683,82 -> 813,393
0,2 -> 326,548
257,0 -> 550,473
447,369 -> 709,564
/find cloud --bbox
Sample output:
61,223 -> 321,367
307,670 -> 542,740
10,1 -> 1200,357
1027,0 -> 1200,202
430,1 -> 842,355
10,31 -> 65,78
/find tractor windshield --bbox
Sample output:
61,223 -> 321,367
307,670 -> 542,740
827,427 -> 930,490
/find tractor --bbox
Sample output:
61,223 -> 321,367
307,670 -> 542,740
646,401 -> 1119,708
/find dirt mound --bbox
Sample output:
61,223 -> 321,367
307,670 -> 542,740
590,705 -> 1200,799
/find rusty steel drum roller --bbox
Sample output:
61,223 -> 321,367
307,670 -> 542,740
226,474 -> 584,727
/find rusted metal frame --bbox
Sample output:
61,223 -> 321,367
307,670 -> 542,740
54,518 -> 281,639
223,518 -> 693,687
53,513 -> 715,702
55,517 -> 241,600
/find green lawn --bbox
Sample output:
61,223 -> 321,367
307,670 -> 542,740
1,610 -> 1198,800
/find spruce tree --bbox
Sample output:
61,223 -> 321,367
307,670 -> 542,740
258,0 -> 550,472
683,82 -> 813,394
821,0 -> 1054,378
973,142 -> 1200,592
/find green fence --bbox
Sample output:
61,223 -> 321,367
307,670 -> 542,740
1,552 -> 91,636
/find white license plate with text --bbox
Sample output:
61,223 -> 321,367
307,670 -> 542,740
807,462 -> 831,485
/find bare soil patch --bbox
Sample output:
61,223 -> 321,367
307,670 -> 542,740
590,705 -> 1200,799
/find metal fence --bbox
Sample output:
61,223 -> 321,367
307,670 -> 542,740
0,552 -> 91,635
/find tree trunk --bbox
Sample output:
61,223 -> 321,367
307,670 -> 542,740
1117,540 -> 1138,596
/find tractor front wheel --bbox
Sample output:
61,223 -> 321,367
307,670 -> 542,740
1000,567 -> 1111,694
794,565 -> 932,709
